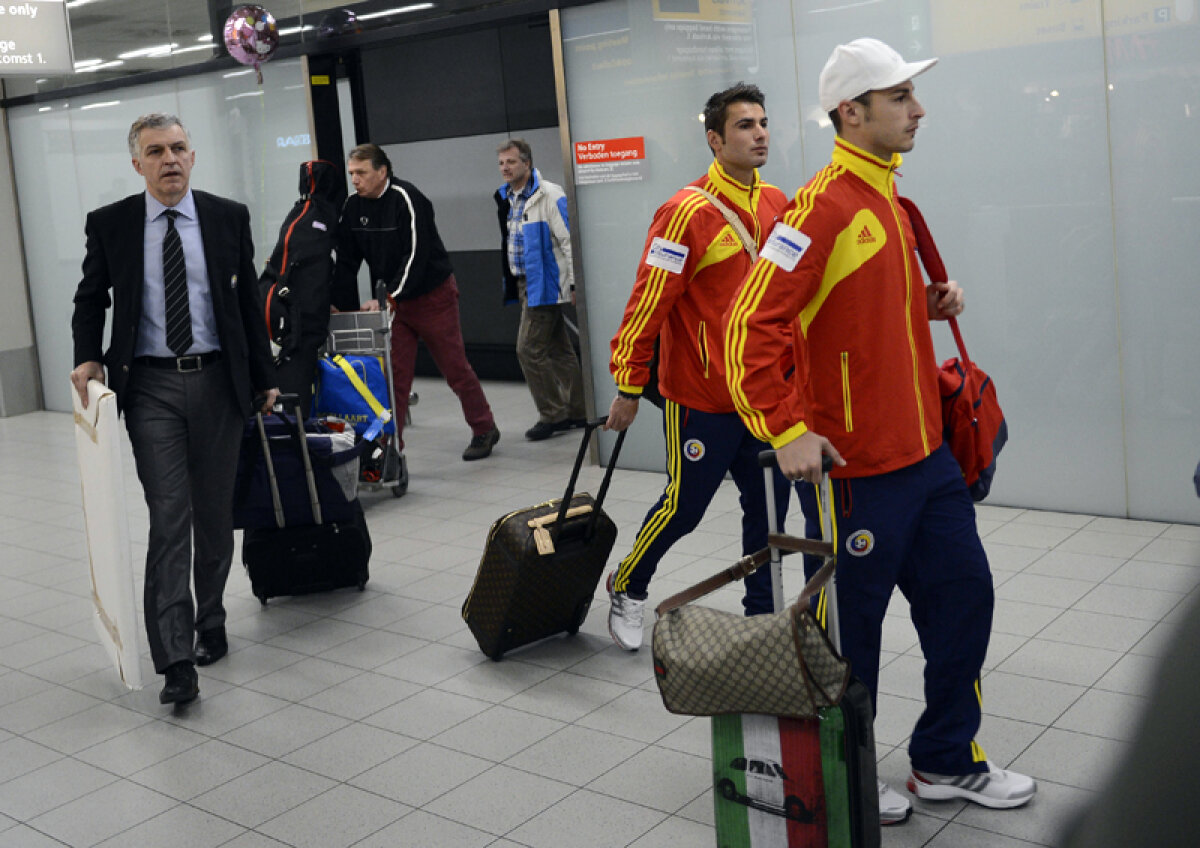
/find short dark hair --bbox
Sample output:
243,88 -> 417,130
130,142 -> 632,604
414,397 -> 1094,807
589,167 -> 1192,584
497,138 -> 532,164
127,113 -> 188,157
828,92 -> 872,133
703,82 -> 766,139
348,143 -> 391,177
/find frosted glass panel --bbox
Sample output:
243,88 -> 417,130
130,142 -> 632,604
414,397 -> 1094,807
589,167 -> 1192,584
561,0 -> 806,471
897,2 -> 1127,517
10,58 -> 312,413
1106,12 -> 1200,521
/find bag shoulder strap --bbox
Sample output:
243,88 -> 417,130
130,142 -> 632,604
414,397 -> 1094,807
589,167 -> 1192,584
653,533 -> 834,617
331,355 -> 392,424
897,196 -> 970,364
684,186 -> 758,263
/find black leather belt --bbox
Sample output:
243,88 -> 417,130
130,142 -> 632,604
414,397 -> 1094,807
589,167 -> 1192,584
134,351 -> 221,372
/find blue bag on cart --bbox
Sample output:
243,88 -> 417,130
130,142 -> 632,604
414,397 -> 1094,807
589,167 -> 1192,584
313,354 -> 395,436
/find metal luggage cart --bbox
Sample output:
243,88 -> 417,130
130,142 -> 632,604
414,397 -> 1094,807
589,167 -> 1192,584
325,308 -> 413,498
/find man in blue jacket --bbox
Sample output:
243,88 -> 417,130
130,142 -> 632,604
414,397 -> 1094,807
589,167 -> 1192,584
495,139 -> 587,440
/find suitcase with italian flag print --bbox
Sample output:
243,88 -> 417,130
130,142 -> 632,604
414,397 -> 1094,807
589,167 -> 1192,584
711,452 -> 880,848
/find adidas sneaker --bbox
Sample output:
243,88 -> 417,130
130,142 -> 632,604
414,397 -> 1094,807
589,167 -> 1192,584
907,761 -> 1036,809
606,571 -> 646,651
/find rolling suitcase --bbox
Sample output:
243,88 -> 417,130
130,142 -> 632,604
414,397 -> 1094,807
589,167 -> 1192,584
238,396 -> 371,605
702,453 -> 881,847
463,418 -> 625,659
242,502 -> 371,605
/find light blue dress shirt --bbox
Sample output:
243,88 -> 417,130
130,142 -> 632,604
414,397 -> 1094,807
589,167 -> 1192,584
134,190 -> 221,358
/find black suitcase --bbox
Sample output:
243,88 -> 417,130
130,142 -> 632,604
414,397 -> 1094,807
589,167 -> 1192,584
238,395 -> 371,605
243,501 -> 371,605
462,418 -> 625,659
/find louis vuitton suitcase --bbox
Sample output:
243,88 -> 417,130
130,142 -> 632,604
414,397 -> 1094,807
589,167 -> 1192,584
462,418 -> 625,659
709,453 -> 881,848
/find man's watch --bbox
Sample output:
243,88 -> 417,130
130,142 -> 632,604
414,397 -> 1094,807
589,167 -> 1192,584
617,389 -> 640,401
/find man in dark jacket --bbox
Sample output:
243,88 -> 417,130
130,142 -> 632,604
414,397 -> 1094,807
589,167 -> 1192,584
332,144 -> 500,476
71,112 -> 278,706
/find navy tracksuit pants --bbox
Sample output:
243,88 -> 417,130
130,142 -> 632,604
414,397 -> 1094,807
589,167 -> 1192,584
798,443 -> 994,775
610,400 -> 789,615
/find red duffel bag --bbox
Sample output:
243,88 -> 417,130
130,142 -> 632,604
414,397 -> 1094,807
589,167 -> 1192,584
938,317 -> 1008,500
900,197 -> 1008,501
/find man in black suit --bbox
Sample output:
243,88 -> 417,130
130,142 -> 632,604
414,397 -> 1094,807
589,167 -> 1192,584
71,113 -> 278,706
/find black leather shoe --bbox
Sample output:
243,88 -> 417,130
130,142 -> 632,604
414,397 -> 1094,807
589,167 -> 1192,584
159,661 -> 199,705
556,418 -> 587,432
524,420 -> 559,441
194,627 -> 227,666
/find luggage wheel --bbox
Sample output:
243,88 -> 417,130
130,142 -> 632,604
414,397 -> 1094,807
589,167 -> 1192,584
567,599 -> 591,635
256,594 -> 269,607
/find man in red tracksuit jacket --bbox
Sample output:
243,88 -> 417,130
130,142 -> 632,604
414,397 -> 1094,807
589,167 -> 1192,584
604,82 -> 790,651
724,39 -> 1037,823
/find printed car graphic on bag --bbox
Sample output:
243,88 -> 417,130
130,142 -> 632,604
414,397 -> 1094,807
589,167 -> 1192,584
716,756 -> 819,823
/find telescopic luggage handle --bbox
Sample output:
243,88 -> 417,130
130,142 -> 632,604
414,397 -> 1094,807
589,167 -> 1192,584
250,393 -> 323,527
553,417 -> 626,541
759,450 -> 840,650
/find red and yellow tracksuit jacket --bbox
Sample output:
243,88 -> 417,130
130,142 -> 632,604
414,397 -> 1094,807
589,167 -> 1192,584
611,160 -> 788,413
724,138 -> 942,478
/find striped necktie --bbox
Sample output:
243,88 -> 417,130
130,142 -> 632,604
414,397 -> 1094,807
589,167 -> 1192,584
162,209 -> 193,357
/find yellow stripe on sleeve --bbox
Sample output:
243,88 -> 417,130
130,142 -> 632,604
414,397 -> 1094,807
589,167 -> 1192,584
725,166 -> 841,443
611,192 -> 709,385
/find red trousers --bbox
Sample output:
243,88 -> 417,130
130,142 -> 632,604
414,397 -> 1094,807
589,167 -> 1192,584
389,275 -> 495,450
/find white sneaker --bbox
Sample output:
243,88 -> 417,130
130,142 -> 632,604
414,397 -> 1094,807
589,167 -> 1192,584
907,761 -> 1037,809
878,780 -> 912,825
606,570 -> 645,651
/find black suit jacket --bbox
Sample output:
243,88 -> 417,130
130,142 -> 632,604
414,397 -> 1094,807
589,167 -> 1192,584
71,189 -> 275,416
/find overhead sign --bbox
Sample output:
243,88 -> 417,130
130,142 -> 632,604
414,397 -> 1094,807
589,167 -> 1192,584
0,0 -> 74,76
575,137 -> 646,185
652,0 -> 757,70
931,0 -> 1196,53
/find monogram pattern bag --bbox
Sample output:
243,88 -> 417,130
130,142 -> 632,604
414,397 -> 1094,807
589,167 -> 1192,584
651,537 -> 850,719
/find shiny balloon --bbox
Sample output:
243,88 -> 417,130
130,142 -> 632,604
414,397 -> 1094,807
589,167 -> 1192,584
223,5 -> 280,84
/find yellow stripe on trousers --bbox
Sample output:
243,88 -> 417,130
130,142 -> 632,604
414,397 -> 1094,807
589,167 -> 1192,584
612,400 -> 684,593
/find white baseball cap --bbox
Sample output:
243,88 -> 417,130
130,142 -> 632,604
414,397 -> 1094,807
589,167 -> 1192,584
818,38 -> 937,113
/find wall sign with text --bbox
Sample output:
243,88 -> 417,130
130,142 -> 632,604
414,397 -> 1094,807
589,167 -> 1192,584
574,137 -> 646,185
0,1 -> 75,76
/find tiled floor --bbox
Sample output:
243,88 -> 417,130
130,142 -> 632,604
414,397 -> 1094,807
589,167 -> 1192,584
1,377 -> 1197,847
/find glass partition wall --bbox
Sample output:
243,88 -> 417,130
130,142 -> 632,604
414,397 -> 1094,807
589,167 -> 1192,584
8,57 -> 314,414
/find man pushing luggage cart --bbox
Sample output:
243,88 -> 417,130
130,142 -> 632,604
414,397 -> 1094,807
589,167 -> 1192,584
329,143 -> 501,490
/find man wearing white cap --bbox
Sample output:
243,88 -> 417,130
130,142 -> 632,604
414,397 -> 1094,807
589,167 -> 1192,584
724,38 -> 1036,824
